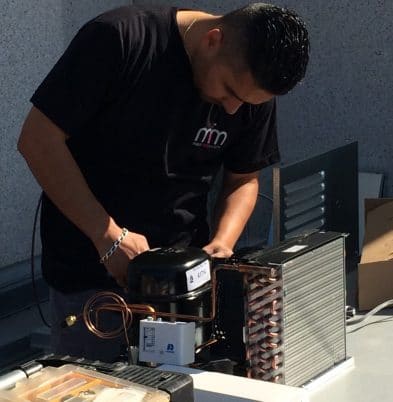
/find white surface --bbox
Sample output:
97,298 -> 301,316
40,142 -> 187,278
161,311 -> 393,402
303,358 -> 355,393
310,311 -> 393,402
159,365 -> 309,402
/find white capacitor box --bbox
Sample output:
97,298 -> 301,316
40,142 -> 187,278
139,319 -> 196,365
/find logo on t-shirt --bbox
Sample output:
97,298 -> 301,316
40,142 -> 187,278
193,126 -> 228,149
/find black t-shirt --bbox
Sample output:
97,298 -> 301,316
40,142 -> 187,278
31,6 -> 280,292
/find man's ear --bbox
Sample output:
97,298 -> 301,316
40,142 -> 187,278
204,28 -> 224,50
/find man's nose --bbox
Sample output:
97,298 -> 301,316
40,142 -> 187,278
222,97 -> 243,115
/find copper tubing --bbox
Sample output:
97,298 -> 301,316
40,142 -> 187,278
272,375 -> 282,383
250,305 -> 282,320
94,303 -> 157,319
79,262 -> 266,340
195,337 -> 219,354
266,315 -> 280,327
78,259 -> 285,380
82,262 -> 276,331
83,292 -> 133,340
271,354 -> 282,370
244,267 -> 283,383
248,285 -> 280,303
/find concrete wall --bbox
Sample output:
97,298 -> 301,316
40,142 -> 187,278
0,0 -> 130,269
1,0 -> 392,268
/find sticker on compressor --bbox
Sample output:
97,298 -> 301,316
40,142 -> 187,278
185,260 -> 211,291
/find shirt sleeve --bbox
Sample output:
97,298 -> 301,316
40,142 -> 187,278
30,21 -> 122,137
223,99 -> 280,174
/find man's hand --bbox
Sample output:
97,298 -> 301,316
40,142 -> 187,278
94,224 -> 150,288
203,240 -> 233,258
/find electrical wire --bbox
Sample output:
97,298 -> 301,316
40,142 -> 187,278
31,193 -> 51,328
257,192 -> 273,203
346,299 -> 393,331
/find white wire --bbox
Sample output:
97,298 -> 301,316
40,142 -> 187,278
346,299 -> 393,329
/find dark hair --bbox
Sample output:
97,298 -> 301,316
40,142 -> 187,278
221,3 -> 310,95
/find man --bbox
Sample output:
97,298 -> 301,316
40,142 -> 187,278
18,3 -> 309,361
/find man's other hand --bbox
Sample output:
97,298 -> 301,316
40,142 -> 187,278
203,241 -> 233,258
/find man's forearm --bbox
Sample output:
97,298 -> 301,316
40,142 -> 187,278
209,170 -> 259,251
18,107 -> 118,246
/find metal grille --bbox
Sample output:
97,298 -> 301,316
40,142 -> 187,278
282,171 -> 326,239
114,365 -> 187,387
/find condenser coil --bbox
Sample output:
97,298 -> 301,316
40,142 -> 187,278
213,231 -> 347,387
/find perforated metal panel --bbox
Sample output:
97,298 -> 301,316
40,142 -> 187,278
272,142 -> 359,268
282,171 -> 326,239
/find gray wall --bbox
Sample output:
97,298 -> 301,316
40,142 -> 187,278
0,0 -> 130,269
1,0 -> 392,268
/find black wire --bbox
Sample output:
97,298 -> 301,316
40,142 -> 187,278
257,192 -> 273,203
31,193 -> 51,328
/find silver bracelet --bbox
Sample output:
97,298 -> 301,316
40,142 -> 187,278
99,227 -> 129,264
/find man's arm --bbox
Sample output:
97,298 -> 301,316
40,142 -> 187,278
18,107 -> 149,287
203,169 -> 259,257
